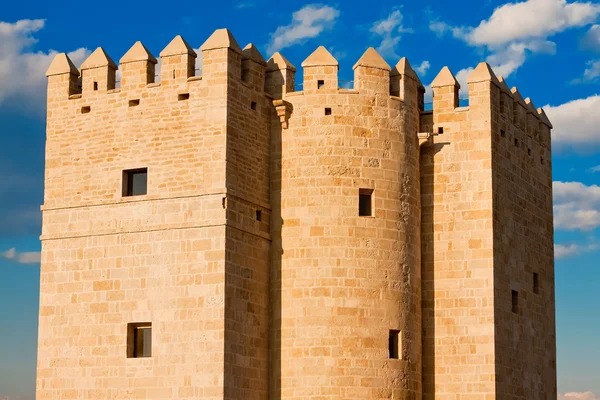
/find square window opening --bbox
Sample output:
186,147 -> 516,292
512,290 -> 519,314
325,107 -> 332,115
389,330 -> 401,359
251,101 -> 257,110
533,273 -> 540,294
81,106 -> 91,114
359,189 -> 373,217
178,93 -> 190,101
123,168 -> 148,197
317,80 -> 325,89
127,322 -> 152,358
129,99 -> 140,107
256,210 -> 262,221
438,127 -> 444,134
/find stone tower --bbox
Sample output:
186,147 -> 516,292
37,29 -> 556,399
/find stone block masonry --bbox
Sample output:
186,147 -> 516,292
37,28 -> 556,399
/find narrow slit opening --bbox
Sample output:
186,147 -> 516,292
178,93 -> 190,101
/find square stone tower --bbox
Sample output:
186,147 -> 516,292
37,29 -> 556,400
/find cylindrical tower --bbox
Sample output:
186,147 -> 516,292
270,47 -> 423,399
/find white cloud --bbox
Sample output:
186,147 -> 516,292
589,165 -> 600,172
465,0 -> 600,46
430,0 -> 600,78
415,60 -> 430,76
555,242 -> 599,258
267,5 -> 340,54
0,19 -> 90,113
582,24 -> 600,50
370,10 -> 412,58
553,181 -> 600,231
1,248 -> 41,264
571,59 -> 600,83
545,95 -> 600,151
558,392 -> 600,400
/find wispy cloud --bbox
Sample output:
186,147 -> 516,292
555,242 -> 599,259
267,5 -> 340,54
553,181 -> 600,230
581,24 -> 600,51
370,9 -> 412,58
589,165 -> 600,172
430,0 -> 600,78
545,95 -> 600,152
558,391 -> 600,400
235,1 -> 257,9
1,248 -> 40,264
0,19 -> 90,114
414,60 -> 430,76
571,59 -> 600,83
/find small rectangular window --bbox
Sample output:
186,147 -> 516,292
437,127 -> 444,134
325,107 -> 332,115
93,82 -> 98,91
528,148 -> 532,156
500,129 -> 505,137
178,93 -> 190,101
129,99 -> 140,107
81,106 -> 91,114
389,330 -> 400,359
533,273 -> 540,294
317,80 -> 325,89
127,322 -> 152,358
256,210 -> 262,221
512,290 -> 519,314
359,189 -> 373,217
123,168 -> 148,197
251,101 -> 257,110
514,138 -> 519,147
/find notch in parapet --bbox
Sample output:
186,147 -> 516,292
46,53 -> 80,99
524,97 -> 541,136
390,57 -> 422,107
301,46 -> 338,92
353,47 -> 390,95
497,76 -> 514,121
200,28 -> 243,83
120,41 -> 157,88
242,43 -> 267,92
265,52 -> 296,99
511,86 -> 528,131
160,35 -> 197,85
80,47 -> 117,93
431,66 -> 460,113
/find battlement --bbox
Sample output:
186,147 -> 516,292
427,61 -> 553,167
46,29 -> 552,143
45,29 -> 268,110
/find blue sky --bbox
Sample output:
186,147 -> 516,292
0,0 -> 599,399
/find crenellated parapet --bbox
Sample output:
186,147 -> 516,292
45,29 -> 269,112
425,62 -> 553,156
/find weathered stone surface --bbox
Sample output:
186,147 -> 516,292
38,30 -> 556,400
